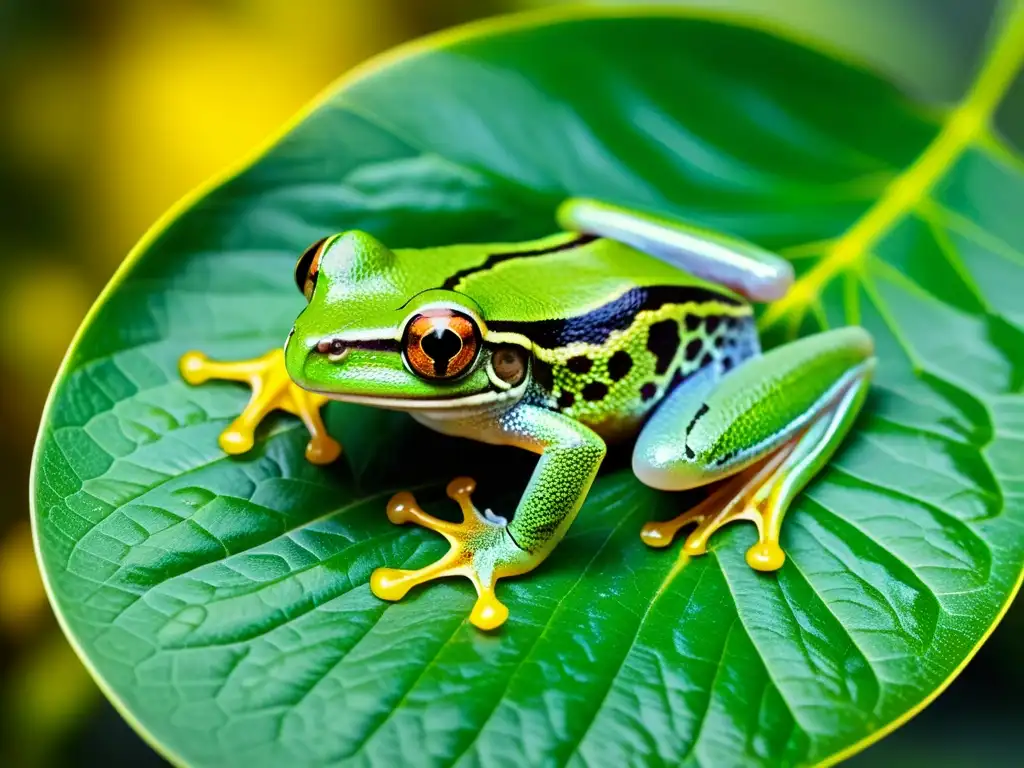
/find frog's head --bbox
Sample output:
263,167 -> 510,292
284,231 -> 530,410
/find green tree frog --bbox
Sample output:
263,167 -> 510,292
180,199 -> 875,630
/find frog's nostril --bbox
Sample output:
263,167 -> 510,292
315,338 -> 346,353
314,338 -> 350,362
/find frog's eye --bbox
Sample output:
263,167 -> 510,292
294,236 -> 330,301
403,309 -> 481,380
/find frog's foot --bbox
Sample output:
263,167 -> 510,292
638,350 -> 873,572
179,348 -> 341,465
370,477 -> 531,631
640,441 -> 798,571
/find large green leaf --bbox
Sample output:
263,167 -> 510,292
32,7 -> 1024,767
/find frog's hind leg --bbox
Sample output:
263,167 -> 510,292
558,197 -> 793,301
634,327 -> 875,571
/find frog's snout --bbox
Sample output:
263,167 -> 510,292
282,328 -> 348,389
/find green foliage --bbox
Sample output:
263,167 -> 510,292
32,9 -> 1024,767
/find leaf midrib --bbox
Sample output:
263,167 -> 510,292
761,1 -> 1024,328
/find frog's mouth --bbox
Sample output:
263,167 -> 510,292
287,331 -> 532,413
322,384 -> 527,414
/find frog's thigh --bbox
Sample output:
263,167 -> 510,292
634,327 -> 875,570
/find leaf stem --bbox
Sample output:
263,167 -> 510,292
761,0 -> 1024,329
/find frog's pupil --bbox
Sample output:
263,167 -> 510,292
421,328 -> 463,376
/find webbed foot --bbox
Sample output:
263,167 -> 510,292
640,443 -> 794,571
179,348 -> 341,465
371,477 -> 531,631
638,346 -> 874,573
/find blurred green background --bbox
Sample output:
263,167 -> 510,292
1,1 -> 1020,765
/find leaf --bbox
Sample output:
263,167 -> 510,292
32,7 -> 1024,767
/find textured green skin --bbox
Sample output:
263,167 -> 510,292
498,404 -> 606,553
534,295 -> 753,438
764,359 -> 874,514
285,209 -> 872,576
635,326 -> 876,488
698,329 -> 872,466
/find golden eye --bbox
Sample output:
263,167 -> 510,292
403,309 -> 480,380
294,236 -> 329,301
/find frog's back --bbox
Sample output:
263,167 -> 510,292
402,234 -> 760,440
434,234 -> 734,320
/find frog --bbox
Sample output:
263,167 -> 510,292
179,198 -> 875,631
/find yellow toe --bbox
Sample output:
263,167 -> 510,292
370,567 -> 413,601
746,542 -> 786,571
306,437 -> 342,465
639,523 -> 674,548
683,537 -> 708,556
469,593 -> 509,631
179,351 -> 211,384
386,492 -> 419,524
219,429 -> 254,455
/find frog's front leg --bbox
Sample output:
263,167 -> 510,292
634,327 -> 875,570
370,404 -> 606,630
179,348 -> 341,465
